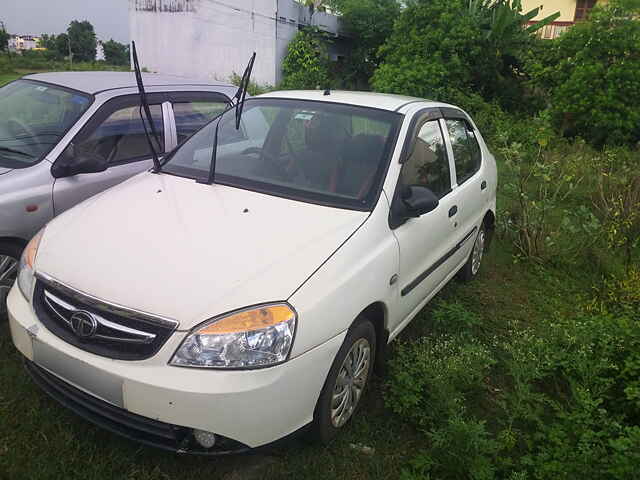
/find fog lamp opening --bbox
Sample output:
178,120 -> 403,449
193,429 -> 217,449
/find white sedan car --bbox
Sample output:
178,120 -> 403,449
8,90 -> 496,454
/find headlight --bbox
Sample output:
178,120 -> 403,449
17,229 -> 44,302
170,303 -> 297,369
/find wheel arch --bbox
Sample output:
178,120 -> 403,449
482,209 -> 496,249
354,301 -> 389,374
0,236 -> 28,250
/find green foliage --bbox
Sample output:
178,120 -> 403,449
0,23 -> 9,52
102,39 -> 129,66
528,0 -> 640,146
372,0 -> 554,110
229,72 -> 274,96
388,296 -> 640,479
281,28 -> 330,90
372,0 -> 486,101
68,20 -> 97,62
327,0 -> 401,89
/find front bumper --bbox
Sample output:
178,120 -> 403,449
8,285 -> 345,450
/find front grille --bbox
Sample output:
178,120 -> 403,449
33,277 -> 176,361
25,360 -> 250,454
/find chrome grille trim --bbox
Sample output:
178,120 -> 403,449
43,290 -> 157,345
36,272 -> 179,330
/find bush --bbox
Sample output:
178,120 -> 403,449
528,0 -> 640,146
387,300 -> 640,479
280,28 -> 330,90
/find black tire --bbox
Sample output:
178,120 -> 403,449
312,317 -> 376,444
0,241 -> 22,322
459,224 -> 486,283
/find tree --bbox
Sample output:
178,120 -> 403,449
281,28 -> 330,90
328,0 -> 401,89
67,20 -> 97,62
528,0 -> 640,146
371,0 -> 557,109
0,22 -> 9,53
102,39 -> 129,66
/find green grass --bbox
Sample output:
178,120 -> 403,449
0,72 -> 22,86
0,238 -> 585,480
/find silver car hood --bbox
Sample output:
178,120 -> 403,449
0,167 -> 12,175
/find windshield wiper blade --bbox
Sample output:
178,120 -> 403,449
234,52 -> 256,130
197,52 -> 256,186
131,41 -> 162,174
0,147 -> 32,157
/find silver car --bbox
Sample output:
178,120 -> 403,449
0,72 -> 237,317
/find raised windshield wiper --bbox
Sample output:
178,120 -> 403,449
198,52 -> 256,186
0,146 -> 32,157
131,41 -> 162,173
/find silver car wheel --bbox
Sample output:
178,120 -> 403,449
0,254 -> 18,316
330,338 -> 371,428
471,229 -> 485,276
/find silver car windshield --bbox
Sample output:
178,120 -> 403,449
0,80 -> 92,169
162,98 -> 402,210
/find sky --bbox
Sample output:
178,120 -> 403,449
1,0 -> 130,43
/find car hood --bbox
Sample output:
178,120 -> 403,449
0,167 -> 12,175
36,173 -> 369,330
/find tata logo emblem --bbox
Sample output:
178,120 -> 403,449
69,311 -> 98,339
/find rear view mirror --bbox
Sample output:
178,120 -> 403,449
52,143 -> 109,178
402,185 -> 439,217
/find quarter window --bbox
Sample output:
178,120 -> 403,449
173,101 -> 227,143
73,104 -> 164,165
401,120 -> 451,198
445,119 -> 481,185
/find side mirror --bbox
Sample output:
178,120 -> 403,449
402,185 -> 439,218
52,143 -> 109,178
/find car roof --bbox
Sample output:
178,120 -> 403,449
21,71 -> 236,95
257,90 -> 442,112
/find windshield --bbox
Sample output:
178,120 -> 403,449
0,80 -> 92,169
163,98 -> 402,210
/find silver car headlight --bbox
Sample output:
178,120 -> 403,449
170,303 -> 297,369
17,229 -> 44,303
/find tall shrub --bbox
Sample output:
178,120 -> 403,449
281,28 -> 330,90
529,0 -> 640,146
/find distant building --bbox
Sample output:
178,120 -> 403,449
96,41 -> 105,61
129,0 -> 348,85
522,0 -> 602,39
8,34 -> 41,52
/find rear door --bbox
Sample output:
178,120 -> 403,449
52,93 -> 168,215
441,109 -> 486,264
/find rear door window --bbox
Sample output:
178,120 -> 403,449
445,119 -> 481,185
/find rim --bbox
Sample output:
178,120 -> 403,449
0,254 -> 19,306
471,229 -> 485,276
331,337 -> 371,428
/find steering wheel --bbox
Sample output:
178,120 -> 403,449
7,118 -> 38,143
242,146 -> 307,183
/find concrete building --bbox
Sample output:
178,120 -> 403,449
8,34 -> 41,52
129,0 -> 346,86
522,0 -> 601,39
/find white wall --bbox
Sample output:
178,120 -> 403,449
130,0 -> 278,85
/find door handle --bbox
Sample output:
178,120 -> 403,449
481,180 -> 487,190
448,205 -> 458,218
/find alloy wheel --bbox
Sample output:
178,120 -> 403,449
0,254 -> 19,316
330,338 -> 371,428
471,229 -> 485,276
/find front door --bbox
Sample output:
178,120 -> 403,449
391,116 -> 460,324
52,94 -> 169,215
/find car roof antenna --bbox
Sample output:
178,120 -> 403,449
131,41 -> 162,174
197,52 -> 256,186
